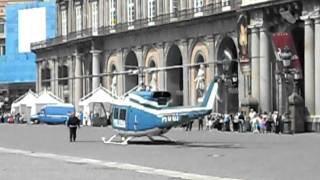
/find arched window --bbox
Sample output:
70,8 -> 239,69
109,0 -> 117,26
58,65 -> 68,86
91,1 -> 98,35
41,68 -> 51,88
148,0 -> 156,22
170,0 -> 178,16
221,0 -> 231,11
61,7 -> 67,36
127,0 -> 135,24
222,0 -> 230,7
194,0 -> 203,12
75,5 -> 82,32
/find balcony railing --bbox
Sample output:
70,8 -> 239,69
31,1 -> 240,50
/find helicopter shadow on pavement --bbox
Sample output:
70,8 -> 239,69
73,140 -> 105,143
127,140 -> 243,149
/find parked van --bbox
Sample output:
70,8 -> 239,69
31,104 -> 74,124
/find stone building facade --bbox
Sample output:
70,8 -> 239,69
32,0 -> 320,131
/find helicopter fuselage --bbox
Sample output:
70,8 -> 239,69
109,81 -> 217,138
111,103 -> 211,137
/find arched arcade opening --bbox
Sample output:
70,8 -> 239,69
41,67 -> 51,89
58,65 -> 69,102
217,36 -> 239,114
124,51 -> 139,92
166,45 -> 183,106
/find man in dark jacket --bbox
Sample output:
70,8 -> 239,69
67,112 -> 80,142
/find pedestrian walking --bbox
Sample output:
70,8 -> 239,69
223,114 -> 230,131
238,111 -> 245,132
229,114 -> 234,132
275,112 -> 282,134
14,113 -> 21,124
198,117 -> 203,130
79,111 -> 83,125
0,114 -> 4,123
67,112 -> 80,142
186,120 -> 193,131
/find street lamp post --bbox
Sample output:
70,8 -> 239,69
277,46 -> 302,133
217,49 -> 238,115
278,46 -> 292,133
222,59 -> 231,114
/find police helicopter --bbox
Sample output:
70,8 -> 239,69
99,50 -> 245,144
91,61 -> 224,145
101,78 -> 218,144
42,51 -> 248,145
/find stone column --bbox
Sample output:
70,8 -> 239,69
91,50 -> 101,90
242,65 -> 251,97
206,35 -> 216,82
68,57 -> 74,104
178,39 -> 190,106
314,16 -> 320,116
83,0 -> 87,28
180,0 -> 187,10
36,60 -> 42,93
259,27 -> 271,112
250,26 -> 260,107
157,43 -> 166,91
135,0 -> 141,20
142,0 -> 147,19
157,0 -> 162,15
206,35 -> 216,109
74,52 -> 82,111
118,49 -> 125,95
50,60 -> 55,92
164,0 -> 168,14
134,47 -> 144,83
53,58 -> 59,96
117,0 -> 122,23
303,18 -> 315,115
104,0 -> 109,27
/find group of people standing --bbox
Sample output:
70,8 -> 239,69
183,109 -> 286,134
217,109 -> 285,134
0,112 -> 24,124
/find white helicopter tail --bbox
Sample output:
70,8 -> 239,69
200,79 -> 219,110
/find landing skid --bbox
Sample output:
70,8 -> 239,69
102,134 -> 174,145
102,135 -> 132,145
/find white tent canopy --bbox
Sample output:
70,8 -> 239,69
11,89 -> 38,115
79,85 -> 114,125
35,89 -> 64,114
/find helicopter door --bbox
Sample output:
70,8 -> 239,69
113,107 -> 126,129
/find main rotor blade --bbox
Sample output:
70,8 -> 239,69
40,56 -> 261,82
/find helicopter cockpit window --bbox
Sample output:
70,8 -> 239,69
114,108 -> 119,119
120,109 -> 126,120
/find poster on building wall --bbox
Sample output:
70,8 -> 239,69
237,14 -> 249,65
271,32 -> 303,74
18,7 -> 46,53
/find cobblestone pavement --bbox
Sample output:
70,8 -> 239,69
0,124 -> 318,180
